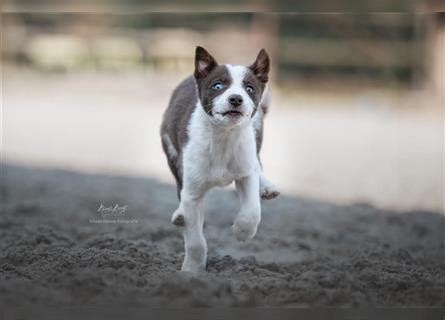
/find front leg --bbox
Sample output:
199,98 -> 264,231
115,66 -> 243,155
171,190 -> 207,273
233,172 -> 261,241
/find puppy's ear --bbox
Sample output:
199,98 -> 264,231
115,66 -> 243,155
250,49 -> 270,83
194,46 -> 218,79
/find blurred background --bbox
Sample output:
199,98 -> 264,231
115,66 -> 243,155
2,9 -> 444,212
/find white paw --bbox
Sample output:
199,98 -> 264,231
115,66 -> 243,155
181,257 -> 206,273
260,182 -> 280,200
171,209 -> 185,226
232,215 -> 260,242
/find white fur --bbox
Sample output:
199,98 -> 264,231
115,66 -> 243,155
162,134 -> 177,160
171,64 -> 276,273
184,102 -> 258,190
211,65 -> 256,127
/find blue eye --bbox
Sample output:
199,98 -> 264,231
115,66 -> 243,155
245,85 -> 255,93
212,81 -> 224,90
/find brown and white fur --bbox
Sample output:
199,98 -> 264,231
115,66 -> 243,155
160,46 -> 279,272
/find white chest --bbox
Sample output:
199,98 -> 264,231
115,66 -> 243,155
206,133 -> 255,186
183,107 -> 258,188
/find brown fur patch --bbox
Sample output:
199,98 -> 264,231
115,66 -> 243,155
195,65 -> 231,116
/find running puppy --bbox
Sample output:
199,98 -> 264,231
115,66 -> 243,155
160,46 -> 279,272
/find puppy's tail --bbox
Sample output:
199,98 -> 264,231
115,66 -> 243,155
259,86 -> 271,116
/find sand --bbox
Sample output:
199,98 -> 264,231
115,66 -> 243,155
1,163 -> 444,307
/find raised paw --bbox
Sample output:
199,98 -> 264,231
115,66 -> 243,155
171,211 -> 185,227
232,216 -> 260,242
260,185 -> 280,200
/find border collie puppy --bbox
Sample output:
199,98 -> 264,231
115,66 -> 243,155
160,46 -> 279,272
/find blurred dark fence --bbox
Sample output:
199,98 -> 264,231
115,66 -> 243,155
2,12 -> 445,85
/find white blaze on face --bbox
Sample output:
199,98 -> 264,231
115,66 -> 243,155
212,65 -> 256,124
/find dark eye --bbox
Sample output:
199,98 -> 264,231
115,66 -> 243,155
245,85 -> 255,93
212,81 -> 224,90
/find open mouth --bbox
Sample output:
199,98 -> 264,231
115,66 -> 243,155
222,110 -> 243,117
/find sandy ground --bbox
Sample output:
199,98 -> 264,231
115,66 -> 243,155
2,69 -> 444,307
1,163 -> 444,307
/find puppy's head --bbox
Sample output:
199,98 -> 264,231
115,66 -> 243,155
194,46 -> 270,127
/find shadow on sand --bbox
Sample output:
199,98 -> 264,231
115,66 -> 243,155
1,163 -> 444,307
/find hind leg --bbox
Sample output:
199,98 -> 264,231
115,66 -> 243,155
256,153 -> 279,200
260,173 -> 280,200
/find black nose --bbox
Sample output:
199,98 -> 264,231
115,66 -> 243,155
228,94 -> 243,107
